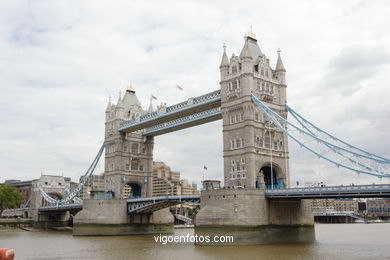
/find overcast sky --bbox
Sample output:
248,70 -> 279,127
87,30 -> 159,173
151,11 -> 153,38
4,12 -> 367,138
0,0 -> 389,187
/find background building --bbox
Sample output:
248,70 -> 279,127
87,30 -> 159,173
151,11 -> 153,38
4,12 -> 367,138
151,161 -> 199,197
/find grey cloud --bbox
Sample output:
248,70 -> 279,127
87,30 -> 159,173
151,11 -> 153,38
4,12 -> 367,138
319,45 -> 390,95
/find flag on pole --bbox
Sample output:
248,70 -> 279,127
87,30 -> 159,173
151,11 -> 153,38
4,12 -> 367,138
176,85 -> 183,91
204,166 -> 208,170
151,95 -> 158,100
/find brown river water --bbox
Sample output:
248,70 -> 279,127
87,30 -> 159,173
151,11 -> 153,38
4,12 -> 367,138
1,223 -> 390,260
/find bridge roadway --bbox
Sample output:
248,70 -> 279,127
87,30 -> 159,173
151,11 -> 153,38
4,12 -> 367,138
36,184 -> 390,213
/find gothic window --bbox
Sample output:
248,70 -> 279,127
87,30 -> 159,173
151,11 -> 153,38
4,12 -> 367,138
132,143 -> 139,154
139,165 -> 144,171
236,161 -> 241,172
131,160 -> 139,171
254,64 -> 259,72
265,134 -> 271,149
235,114 -> 240,122
236,139 -> 241,148
230,115 -> 235,124
261,68 -> 264,76
240,113 -> 244,121
232,65 -> 237,74
232,80 -> 238,90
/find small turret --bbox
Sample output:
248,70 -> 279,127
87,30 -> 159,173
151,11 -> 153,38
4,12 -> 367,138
275,48 -> 286,85
105,96 -> 111,121
220,44 -> 229,81
148,98 -> 154,113
115,91 -> 124,118
239,36 -> 253,73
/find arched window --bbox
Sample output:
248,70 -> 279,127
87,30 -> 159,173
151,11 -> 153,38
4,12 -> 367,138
265,134 -> 271,149
131,159 -> 139,171
132,143 -> 139,154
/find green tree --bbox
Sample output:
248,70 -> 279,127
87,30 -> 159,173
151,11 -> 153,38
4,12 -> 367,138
0,184 -> 22,216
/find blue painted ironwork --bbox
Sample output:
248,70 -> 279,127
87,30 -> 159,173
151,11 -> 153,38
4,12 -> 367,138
39,144 -> 105,206
127,195 -> 200,214
265,184 -> 390,199
38,203 -> 83,212
251,94 -> 390,178
143,107 -> 221,136
286,104 -> 390,163
118,89 -> 221,133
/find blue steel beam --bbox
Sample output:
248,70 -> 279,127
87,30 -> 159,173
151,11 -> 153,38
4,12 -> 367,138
265,184 -> 390,199
127,195 -> 200,214
118,89 -> 221,133
143,107 -> 222,136
38,203 -> 83,212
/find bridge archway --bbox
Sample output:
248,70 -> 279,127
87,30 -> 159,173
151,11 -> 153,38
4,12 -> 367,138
41,192 -> 63,206
123,182 -> 142,199
259,163 -> 283,189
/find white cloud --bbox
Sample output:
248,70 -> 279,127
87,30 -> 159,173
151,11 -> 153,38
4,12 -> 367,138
0,0 -> 389,187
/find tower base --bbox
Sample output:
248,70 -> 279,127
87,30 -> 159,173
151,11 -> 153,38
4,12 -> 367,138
195,189 -> 315,245
73,199 -> 174,236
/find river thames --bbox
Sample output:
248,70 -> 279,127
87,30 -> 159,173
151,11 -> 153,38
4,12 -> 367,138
1,223 -> 390,259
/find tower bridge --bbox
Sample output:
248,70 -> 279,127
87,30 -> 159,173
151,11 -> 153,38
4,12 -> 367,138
31,31 -> 390,244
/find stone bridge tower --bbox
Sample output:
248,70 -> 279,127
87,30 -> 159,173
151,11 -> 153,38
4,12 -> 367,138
220,31 -> 290,190
103,86 -> 154,199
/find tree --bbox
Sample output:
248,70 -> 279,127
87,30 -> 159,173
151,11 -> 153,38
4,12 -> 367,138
0,184 -> 22,216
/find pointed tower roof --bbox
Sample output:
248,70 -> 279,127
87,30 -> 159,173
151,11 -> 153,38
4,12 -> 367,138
220,44 -> 229,67
239,38 -> 252,59
276,48 -> 286,71
148,99 -> 154,113
105,96 -> 111,112
116,91 -> 124,108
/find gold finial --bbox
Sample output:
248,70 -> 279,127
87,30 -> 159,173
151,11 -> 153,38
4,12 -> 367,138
246,25 -> 256,40
127,83 -> 135,93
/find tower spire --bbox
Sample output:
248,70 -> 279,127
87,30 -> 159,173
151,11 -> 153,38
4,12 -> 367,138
276,48 -> 285,72
220,43 -> 229,67
116,91 -> 124,108
106,95 -> 111,112
239,38 -> 251,59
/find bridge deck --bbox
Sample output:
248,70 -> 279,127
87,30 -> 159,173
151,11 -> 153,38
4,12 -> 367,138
265,184 -> 390,199
118,89 -> 221,135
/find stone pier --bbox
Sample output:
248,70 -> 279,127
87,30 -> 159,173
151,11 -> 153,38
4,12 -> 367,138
73,199 -> 174,236
195,189 -> 315,245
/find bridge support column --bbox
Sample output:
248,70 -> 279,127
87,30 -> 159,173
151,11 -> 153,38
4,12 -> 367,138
195,189 -> 315,245
73,199 -> 174,236
33,211 -> 70,229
